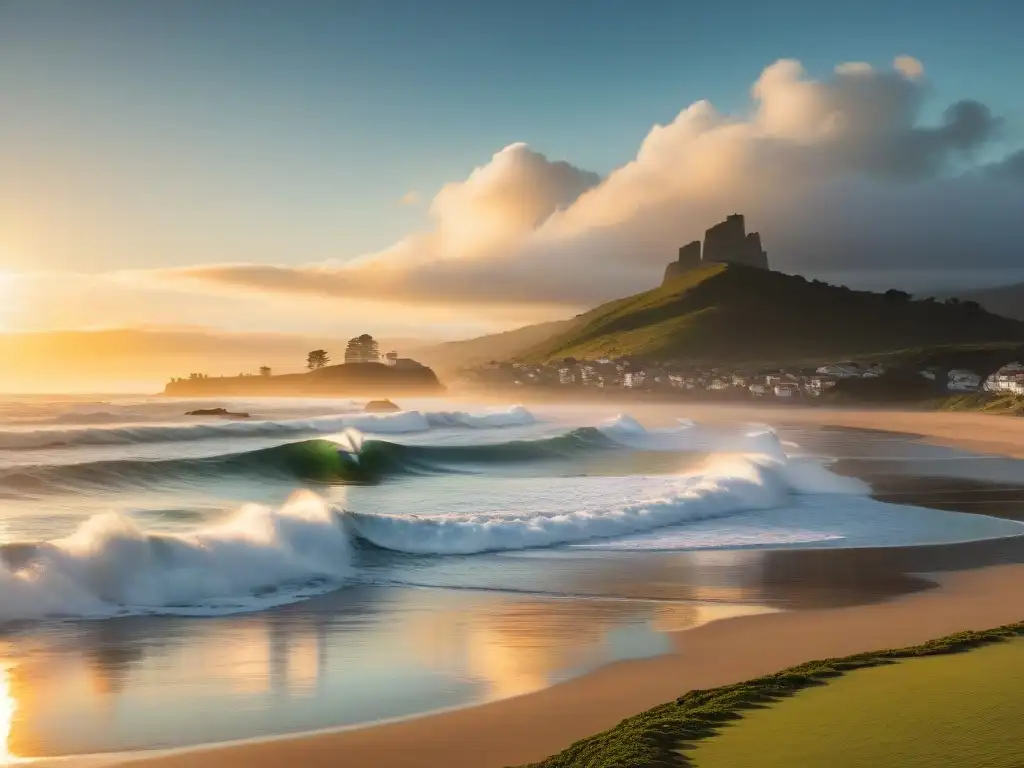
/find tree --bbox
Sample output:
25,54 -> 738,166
883,289 -> 911,302
259,366 -> 272,377
344,334 -> 380,364
306,350 -> 330,370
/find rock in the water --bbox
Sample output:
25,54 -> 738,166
364,399 -> 400,413
185,408 -> 250,418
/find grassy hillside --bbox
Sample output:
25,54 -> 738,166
415,317 -> 583,372
517,264 -> 1024,364
689,638 -> 1024,768
953,282 -> 1024,321
521,623 -> 1024,768
940,391 -> 1024,415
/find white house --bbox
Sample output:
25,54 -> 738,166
815,364 -> 860,378
985,362 -> 1024,395
947,369 -> 982,392
557,368 -> 576,385
774,383 -> 800,398
580,365 -> 599,385
805,376 -> 838,396
623,370 -> 646,388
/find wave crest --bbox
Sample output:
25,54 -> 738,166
0,405 -> 537,450
0,493 -> 351,622
346,452 -> 868,555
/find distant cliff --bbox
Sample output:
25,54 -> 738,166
664,213 -> 769,283
164,362 -> 445,397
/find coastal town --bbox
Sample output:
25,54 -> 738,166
460,357 -> 1024,400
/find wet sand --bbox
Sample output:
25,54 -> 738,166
626,402 -> 1024,459
99,564 -> 1024,768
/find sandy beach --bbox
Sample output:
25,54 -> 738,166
676,404 -> 1024,460
101,563 -> 1024,768
72,407 -> 1021,768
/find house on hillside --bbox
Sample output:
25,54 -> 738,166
623,371 -> 646,388
947,369 -> 982,392
816,363 -> 861,378
774,383 -> 800,398
806,376 -> 838,396
984,363 -> 1024,395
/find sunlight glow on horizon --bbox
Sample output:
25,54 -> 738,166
0,272 -> 15,332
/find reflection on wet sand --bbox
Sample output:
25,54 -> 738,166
0,585 -> 774,757
0,665 -> 15,763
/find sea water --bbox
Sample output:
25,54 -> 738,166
0,395 -> 1022,623
2,394 -> 1024,756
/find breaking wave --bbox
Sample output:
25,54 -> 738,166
346,452 -> 869,555
0,428 -> 872,626
0,492 -> 352,622
0,426 -> 617,493
0,405 -> 537,450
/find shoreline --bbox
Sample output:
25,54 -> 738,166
65,563 -> 1024,768
23,406 -> 1024,768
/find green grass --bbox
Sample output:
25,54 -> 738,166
516,265 -> 1024,365
940,391 -> 1024,415
518,621 -> 1024,768
688,638 -> 1024,768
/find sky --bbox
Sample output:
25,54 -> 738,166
1,0 -> 1024,380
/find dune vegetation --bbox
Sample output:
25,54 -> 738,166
521,622 -> 1024,768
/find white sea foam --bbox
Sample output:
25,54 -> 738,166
0,492 -> 352,622
425,404 -> 535,429
345,451 -> 867,556
0,406 -> 538,449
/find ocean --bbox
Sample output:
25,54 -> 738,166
0,394 -> 1022,757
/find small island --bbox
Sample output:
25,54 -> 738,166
164,336 -> 445,398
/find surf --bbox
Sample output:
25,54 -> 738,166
0,404 -> 537,450
0,423 -> 871,624
0,424 -> 619,494
0,491 -> 353,622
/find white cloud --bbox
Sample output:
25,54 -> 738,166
158,56 -> 1023,315
397,190 -> 422,206
894,55 -> 925,80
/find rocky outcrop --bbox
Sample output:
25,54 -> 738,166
743,231 -> 769,270
185,408 -> 250,418
364,399 -> 401,413
663,214 -> 769,284
703,214 -> 768,269
677,240 -> 702,269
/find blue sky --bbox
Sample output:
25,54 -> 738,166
2,0 -> 1021,275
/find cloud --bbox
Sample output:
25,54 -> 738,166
398,190 -> 422,206
161,56 -> 1024,314
893,55 -> 925,80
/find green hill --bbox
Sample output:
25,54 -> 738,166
415,317 -> 583,372
517,264 -> 1024,364
953,282 -> 1024,321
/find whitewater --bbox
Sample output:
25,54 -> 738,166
0,396 -> 1021,625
